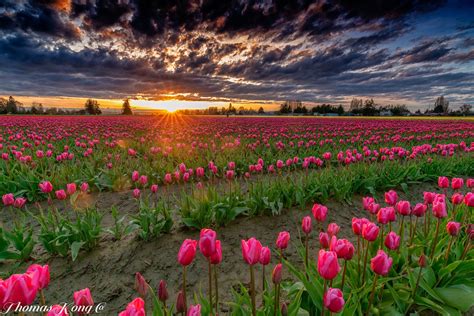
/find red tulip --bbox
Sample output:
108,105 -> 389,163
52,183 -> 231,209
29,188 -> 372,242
327,223 -> 340,237
199,228 -> 217,258
55,189 -> 67,200
131,171 -> 139,182
39,181 -> 53,193
362,222 -> 379,242
377,207 -> 394,224
438,176 -> 449,189
176,291 -> 185,313
178,239 -> 198,266
312,203 -> 328,222
451,178 -> 464,190
272,263 -> 282,284
26,264 -> 50,290
276,231 -> 290,250
158,280 -> 169,302
319,232 -> 330,248
47,305 -> 69,316
446,222 -> 461,236
134,272 -> 148,298
187,304 -> 201,316
330,236 -> 354,260
384,232 -> 400,250
119,297 -> 145,316
259,246 -> 271,265
352,217 -> 369,235
323,288 -> 345,313
210,240 -> 222,264
151,184 -> 158,193
302,216 -> 312,234
241,238 -> 262,265
368,203 -> 380,215
451,193 -> 464,205
80,182 -> 89,192
412,203 -> 427,217
396,200 -> 411,216
2,193 -> 14,206
2,273 -> 38,307
467,178 -> 474,189
370,250 -> 393,276
362,197 -> 375,211
132,188 -> 140,199
384,190 -> 398,206
317,250 -> 340,280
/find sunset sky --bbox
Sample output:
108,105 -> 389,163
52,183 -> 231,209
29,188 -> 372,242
0,0 -> 473,111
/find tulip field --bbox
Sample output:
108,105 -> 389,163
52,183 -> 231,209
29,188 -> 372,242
0,115 -> 473,315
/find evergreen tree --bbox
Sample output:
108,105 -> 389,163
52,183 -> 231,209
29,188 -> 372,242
121,99 -> 133,115
258,106 -> 265,114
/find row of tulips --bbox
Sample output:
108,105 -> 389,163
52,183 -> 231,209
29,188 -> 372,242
1,176 -> 473,315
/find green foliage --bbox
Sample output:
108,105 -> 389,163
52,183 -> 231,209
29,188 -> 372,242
129,200 -> 173,241
106,206 -> 133,240
0,225 -> 35,261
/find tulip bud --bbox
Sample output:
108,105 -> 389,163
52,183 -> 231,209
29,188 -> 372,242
323,288 -> 345,313
384,190 -> 398,206
312,203 -> 328,222
319,232 -> 330,249
438,176 -> 449,189
272,263 -> 282,284
302,216 -> 312,234
281,302 -> 288,316
418,254 -> 427,267
384,232 -> 400,250
178,239 -> 197,266
199,228 -> 217,258
158,280 -> 168,303
2,193 -> 15,206
134,272 -> 148,298
370,250 -> 393,276
362,222 -> 379,242
259,246 -> 271,265
327,223 -> 340,237
276,231 -> 290,250
317,250 -> 340,280
241,238 -> 262,265
446,221 -> 461,236
176,290 -> 185,313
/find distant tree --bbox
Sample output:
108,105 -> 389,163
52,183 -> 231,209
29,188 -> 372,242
85,99 -> 101,115
350,98 -> 363,112
6,96 -> 21,114
121,99 -> 133,115
460,104 -> 472,115
336,105 -> 344,115
258,106 -> 265,114
293,102 -> 308,114
433,96 -> 449,114
279,101 -> 292,114
0,97 -> 7,114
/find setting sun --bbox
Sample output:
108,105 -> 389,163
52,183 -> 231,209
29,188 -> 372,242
130,99 -> 225,112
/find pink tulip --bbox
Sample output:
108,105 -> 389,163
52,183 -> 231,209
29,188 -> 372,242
134,272 -> 148,298
131,171 -> 139,182
377,207 -> 393,225
26,264 -> 50,290
241,238 -> 262,265
362,222 -> 379,242
370,250 -> 393,275
210,240 -> 222,264
132,188 -> 140,199
139,175 -> 148,186
327,223 -> 340,237
396,200 -> 411,216
259,246 -> 271,265
412,203 -> 427,217
164,173 -> 172,184
302,216 -> 312,234
384,190 -> 398,206
432,199 -> 447,218
438,176 -> 449,189
362,196 -> 375,211
158,280 -> 169,302
225,170 -> 234,180
178,239 -> 197,266
330,236 -> 354,260
119,297 -> 145,316
199,228 -> 217,258
352,217 -> 369,235
465,192 -> 474,207
13,197 -> 27,209
368,203 -> 380,215
196,167 -> 205,178
66,183 -> 77,195
2,273 -> 38,307
276,231 -> 290,250
2,193 -> 14,206
312,203 -> 328,222
317,249 -> 340,280
319,232 -> 330,248
323,288 -> 345,313
446,222 -> 461,236
384,232 -> 400,250
55,189 -> 67,200
187,304 -> 201,316
423,192 -> 436,205
80,182 -> 89,192
467,178 -> 474,188
451,178 -> 463,190
73,288 -> 94,310
39,181 -> 53,193
151,184 -> 158,193
48,305 -> 69,315
451,193 -> 464,205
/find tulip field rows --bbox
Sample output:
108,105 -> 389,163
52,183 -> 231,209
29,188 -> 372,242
0,115 -> 473,315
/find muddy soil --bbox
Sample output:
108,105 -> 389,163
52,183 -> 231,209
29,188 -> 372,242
0,180 -> 442,314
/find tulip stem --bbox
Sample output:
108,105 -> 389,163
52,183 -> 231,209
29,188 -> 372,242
40,289 -> 46,305
214,266 -> 219,313
182,266 -> 187,313
430,218 -> 441,259
410,217 -> 418,246
341,260 -> 347,290
250,265 -> 257,316
262,265 -> 266,292
407,265 -> 424,314
273,283 -> 280,316
208,259 -> 213,316
379,225 -> 384,250
461,239 -> 471,260
366,274 -> 378,316
445,236 -> 454,261
305,234 -> 309,274
398,216 -> 405,253
362,240 -> 369,285
321,279 -> 327,316
357,235 -> 361,275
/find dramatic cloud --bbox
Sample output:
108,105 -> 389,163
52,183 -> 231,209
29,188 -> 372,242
0,0 -> 473,108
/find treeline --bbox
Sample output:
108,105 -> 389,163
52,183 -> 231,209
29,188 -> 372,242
177,103 -> 266,115
0,96 -> 134,115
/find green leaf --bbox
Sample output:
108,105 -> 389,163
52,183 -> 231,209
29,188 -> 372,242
434,285 -> 474,312
70,241 -> 85,261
